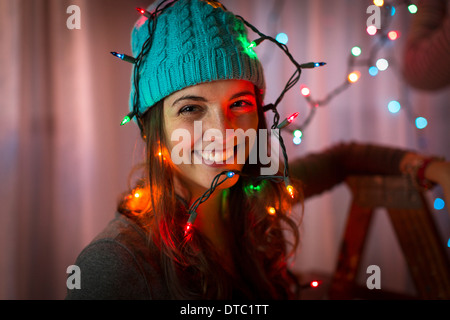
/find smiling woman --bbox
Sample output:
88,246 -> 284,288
66,0 -> 302,300
167,83 -> 281,177
111,74 -> 301,299
164,80 -> 258,184
64,0 -> 450,301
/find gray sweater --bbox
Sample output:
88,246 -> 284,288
65,213 -> 170,299
65,142 -> 406,300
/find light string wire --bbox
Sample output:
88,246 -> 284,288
184,12 -> 324,230
131,0 -> 177,135
235,15 -> 300,186
112,0 -> 325,235
290,1 -> 417,135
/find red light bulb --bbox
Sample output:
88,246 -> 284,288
367,25 -> 377,36
301,85 -> 311,97
287,112 -> 299,123
310,280 -> 320,287
136,7 -> 151,18
184,222 -> 193,237
387,31 -> 399,40
277,112 -> 300,129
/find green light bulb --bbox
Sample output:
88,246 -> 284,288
408,4 -> 418,14
351,46 -> 362,57
237,34 -> 258,60
120,116 -> 131,126
293,130 -> 303,138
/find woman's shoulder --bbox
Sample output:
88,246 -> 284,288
90,212 -> 149,248
65,213 -> 170,300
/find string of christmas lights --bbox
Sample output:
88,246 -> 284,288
269,0 -> 447,244
112,1 -> 327,240
112,1 -> 445,249
280,0 -> 427,148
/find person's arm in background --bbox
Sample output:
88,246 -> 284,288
402,0 -> 450,90
289,142 -> 406,198
400,151 -> 450,213
289,142 -> 450,212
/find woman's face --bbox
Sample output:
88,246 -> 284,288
163,80 -> 259,197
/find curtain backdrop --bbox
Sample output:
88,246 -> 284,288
1,0 -> 449,299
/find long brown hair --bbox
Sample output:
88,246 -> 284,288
118,86 -> 303,299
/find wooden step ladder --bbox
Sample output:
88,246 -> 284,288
329,175 -> 450,299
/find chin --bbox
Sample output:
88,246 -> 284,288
197,163 -> 242,188
175,162 -> 242,197
171,145 -> 248,197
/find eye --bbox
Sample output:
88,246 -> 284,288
231,100 -> 255,109
178,105 -> 200,115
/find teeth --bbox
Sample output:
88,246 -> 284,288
226,147 -> 234,160
196,146 -> 235,163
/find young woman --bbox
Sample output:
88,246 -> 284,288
66,0 -> 449,300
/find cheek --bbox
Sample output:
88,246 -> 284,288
235,110 -> 259,131
163,107 -> 193,159
164,122 -> 196,165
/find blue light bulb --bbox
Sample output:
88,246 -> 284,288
111,52 -> 136,64
293,136 -> 302,145
434,198 -> 445,210
276,33 -> 288,45
368,66 -> 378,76
388,100 -> 401,114
415,117 -> 428,129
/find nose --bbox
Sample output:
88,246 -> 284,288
202,106 -> 233,146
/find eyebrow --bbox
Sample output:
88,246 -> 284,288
230,91 -> 255,100
171,90 -> 256,107
172,95 -> 207,107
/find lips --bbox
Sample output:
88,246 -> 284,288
193,145 -> 238,164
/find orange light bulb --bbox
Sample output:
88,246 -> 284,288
267,207 -> 276,215
348,71 -> 361,83
286,185 -> 295,199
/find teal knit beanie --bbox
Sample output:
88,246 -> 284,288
129,0 -> 266,116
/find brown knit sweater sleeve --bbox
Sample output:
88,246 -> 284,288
402,0 -> 450,90
288,142 -> 408,199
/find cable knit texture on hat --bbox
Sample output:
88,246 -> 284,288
129,0 -> 265,115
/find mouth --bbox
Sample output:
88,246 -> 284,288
193,145 -> 240,166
